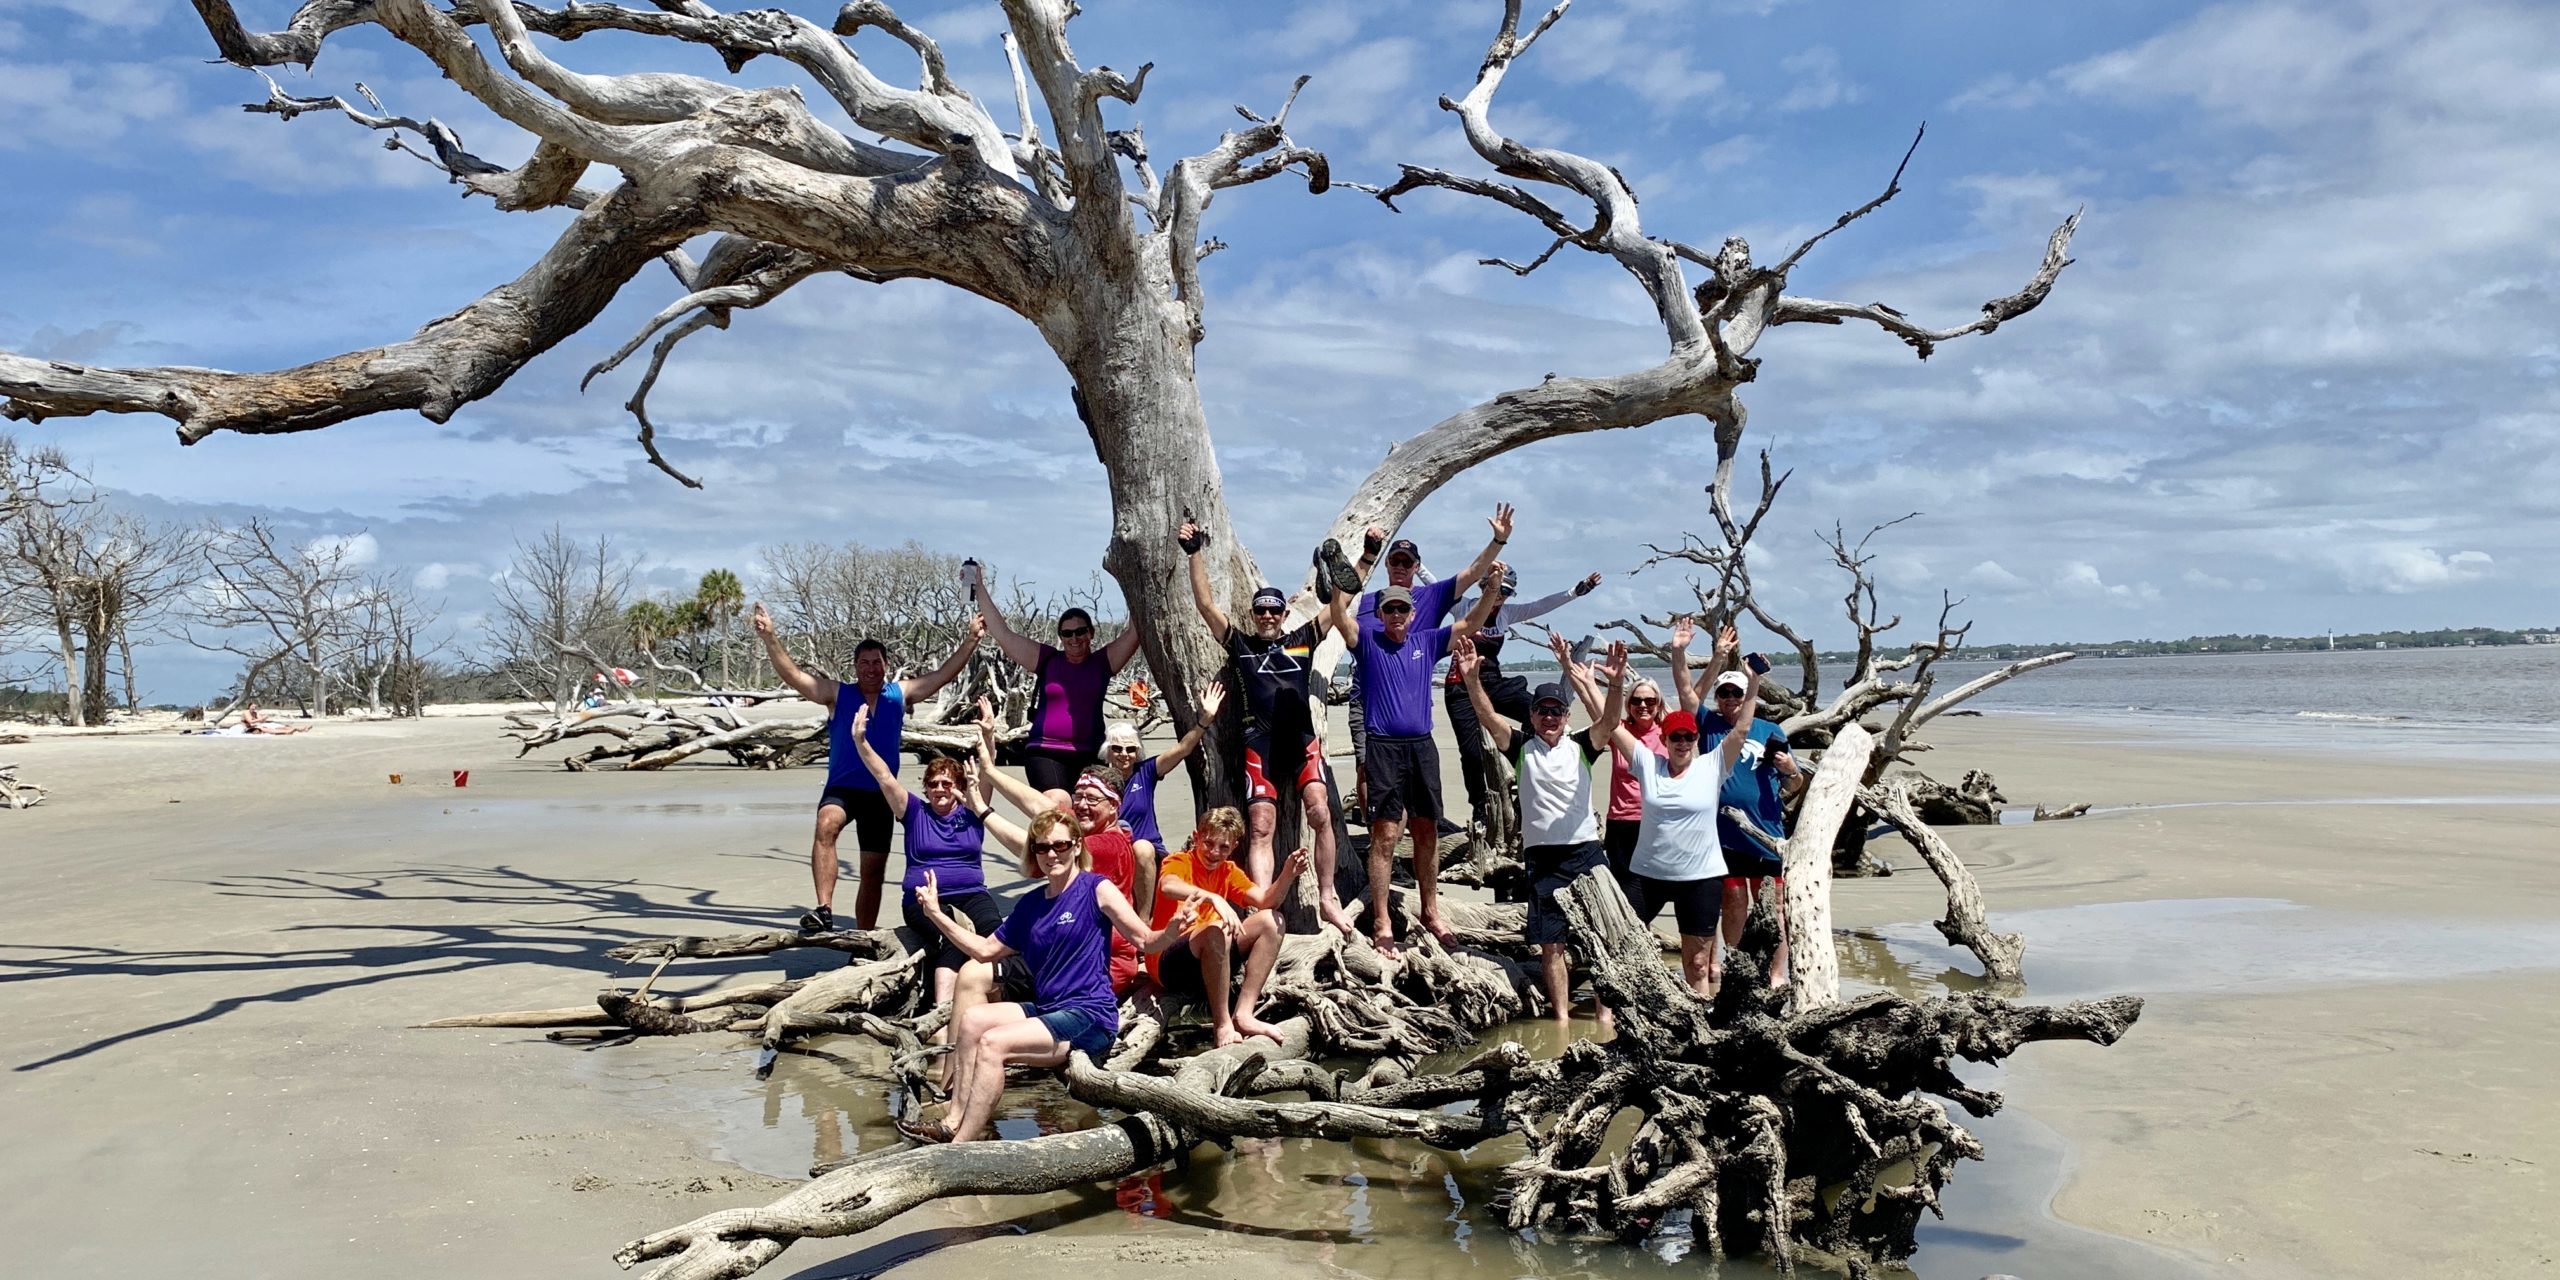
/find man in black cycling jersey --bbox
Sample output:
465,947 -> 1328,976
1182,518 -> 1358,934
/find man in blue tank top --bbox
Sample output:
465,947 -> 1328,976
753,602 -> 983,933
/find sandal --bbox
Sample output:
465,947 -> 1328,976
893,1114 -> 954,1145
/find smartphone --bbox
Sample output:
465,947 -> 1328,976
1745,652 -> 1771,676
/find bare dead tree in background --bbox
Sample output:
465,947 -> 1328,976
74,513 -> 202,722
191,518 -> 385,720
1594,456 -> 2070,982
341,574 -> 444,716
0,445 -> 98,723
488,526 -> 634,713
0,440 -> 198,723
0,0 -> 2074,810
507,540 -> 1160,771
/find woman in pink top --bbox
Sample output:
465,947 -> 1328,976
1553,631 -> 1661,882
966,562 -> 1144,799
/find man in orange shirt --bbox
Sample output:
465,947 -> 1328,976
1152,807 -> 1304,1046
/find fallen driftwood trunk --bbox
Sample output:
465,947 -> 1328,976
1864,778 -> 2026,985
607,856 -> 2138,1279
1904,768 -> 2005,825
0,762 -> 43,810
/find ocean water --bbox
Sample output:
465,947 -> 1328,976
1625,643 -> 2560,758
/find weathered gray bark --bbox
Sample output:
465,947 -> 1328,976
1780,724 -> 1875,1012
0,762 -> 45,810
1865,777 -> 2025,984
604,858 -> 2138,1280
2,0 -> 2074,826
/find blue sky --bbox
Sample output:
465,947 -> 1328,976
4,0 -> 2556,700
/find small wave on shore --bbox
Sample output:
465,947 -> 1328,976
2294,710 -> 2408,723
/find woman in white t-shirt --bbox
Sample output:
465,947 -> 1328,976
1608,624 -> 1759,997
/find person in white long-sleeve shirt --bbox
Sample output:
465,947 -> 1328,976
1443,566 -> 1602,831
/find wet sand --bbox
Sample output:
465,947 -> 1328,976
1,708 -> 2553,1277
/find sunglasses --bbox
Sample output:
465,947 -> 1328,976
1533,703 -> 1568,714
1629,696 -> 1662,706
1251,605 -> 1285,616
1665,732 -> 1700,743
1387,556 -> 1418,567
1714,689 -> 1746,699
1058,626 -> 1095,639
1380,603 -> 1414,616
1034,839 -> 1078,854
1104,744 -> 1139,754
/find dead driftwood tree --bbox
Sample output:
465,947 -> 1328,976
0,0 -> 2076,810
1584,461 -> 2078,984
0,762 -> 45,810
449,855 -> 2140,1279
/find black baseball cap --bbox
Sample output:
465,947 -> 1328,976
1250,586 -> 1287,610
1385,538 -> 1420,562
1531,682 -> 1570,709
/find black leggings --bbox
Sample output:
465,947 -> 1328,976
1022,746 -> 1091,795
901,889 -> 1007,972
1447,671 -> 1532,818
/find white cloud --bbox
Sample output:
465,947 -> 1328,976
1963,559 -> 2031,593
307,532 -> 380,569
1265,1 -> 1365,59
13,0 -> 163,31
2349,546 -> 2495,594
1698,134 -> 1762,172
0,59 -> 182,149
1774,46 -> 1863,113
2055,561 -> 2161,605
1534,10 -> 1743,115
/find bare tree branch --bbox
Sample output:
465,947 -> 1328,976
1773,209 -> 2083,358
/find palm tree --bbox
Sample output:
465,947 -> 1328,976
624,598 -> 672,702
695,569 -> 744,688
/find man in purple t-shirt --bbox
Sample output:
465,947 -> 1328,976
1335,505 -> 1511,823
1333,574 -> 1505,958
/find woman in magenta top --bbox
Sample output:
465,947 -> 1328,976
966,560 -> 1145,797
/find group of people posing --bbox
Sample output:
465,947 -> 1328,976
744,507 -> 1800,1141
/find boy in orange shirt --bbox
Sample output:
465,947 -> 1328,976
1152,807 -> 1306,1046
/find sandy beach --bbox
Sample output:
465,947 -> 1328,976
2,706 -> 2553,1278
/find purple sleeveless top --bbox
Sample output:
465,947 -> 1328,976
901,794 -> 987,899
1028,644 -> 1111,756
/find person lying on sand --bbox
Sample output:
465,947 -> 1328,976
238,704 -> 308,734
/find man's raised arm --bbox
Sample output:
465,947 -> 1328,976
751,603 -> 834,706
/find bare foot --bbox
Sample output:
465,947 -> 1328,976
1369,929 -> 1403,961
1211,1023 -> 1245,1049
1232,1013 -> 1286,1044
1417,910 -> 1460,949
1318,897 -> 1359,936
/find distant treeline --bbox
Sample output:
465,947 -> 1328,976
1483,625 -> 2560,674
1942,626 -> 2560,661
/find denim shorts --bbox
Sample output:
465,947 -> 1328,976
1023,1002 -> 1116,1059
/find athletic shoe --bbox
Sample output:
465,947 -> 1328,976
1311,546 -> 1333,604
1317,538 -> 1363,597
797,905 -> 834,935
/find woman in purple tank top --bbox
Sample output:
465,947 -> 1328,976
967,560 -> 1145,797
850,705 -> 1025,1008
897,809 -> 1188,1145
